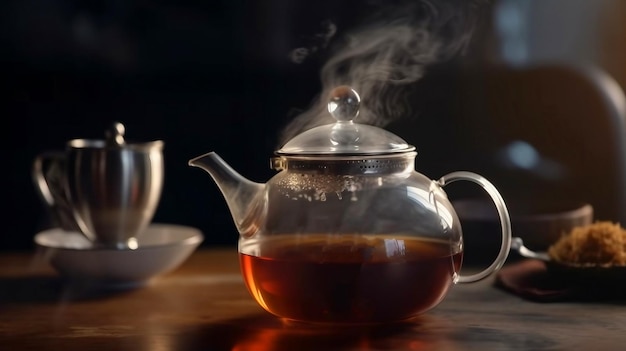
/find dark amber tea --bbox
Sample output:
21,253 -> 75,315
239,235 -> 462,324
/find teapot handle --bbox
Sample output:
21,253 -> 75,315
438,171 -> 512,283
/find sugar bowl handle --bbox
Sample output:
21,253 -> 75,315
438,171 -> 512,283
32,151 -> 80,232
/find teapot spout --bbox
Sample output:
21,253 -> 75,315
188,152 -> 264,232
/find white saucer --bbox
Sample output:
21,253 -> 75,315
34,223 -> 204,286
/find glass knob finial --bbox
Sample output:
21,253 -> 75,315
327,86 -> 360,122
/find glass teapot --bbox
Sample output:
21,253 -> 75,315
189,86 -> 512,325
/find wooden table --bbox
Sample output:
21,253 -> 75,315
1,248 -> 626,350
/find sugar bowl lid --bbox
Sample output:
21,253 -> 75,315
67,122 -> 164,151
276,86 -> 415,156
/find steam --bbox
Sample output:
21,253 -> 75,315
281,0 -> 490,144
289,20 -> 337,64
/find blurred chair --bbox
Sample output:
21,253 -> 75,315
388,62 -> 626,225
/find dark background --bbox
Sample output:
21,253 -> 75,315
3,0 -> 626,252
2,0 -> 497,251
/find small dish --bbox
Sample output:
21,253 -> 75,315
511,237 -> 626,284
34,223 -> 204,287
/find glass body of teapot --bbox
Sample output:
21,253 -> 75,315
189,86 -> 511,324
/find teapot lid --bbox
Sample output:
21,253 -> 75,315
276,86 -> 415,156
